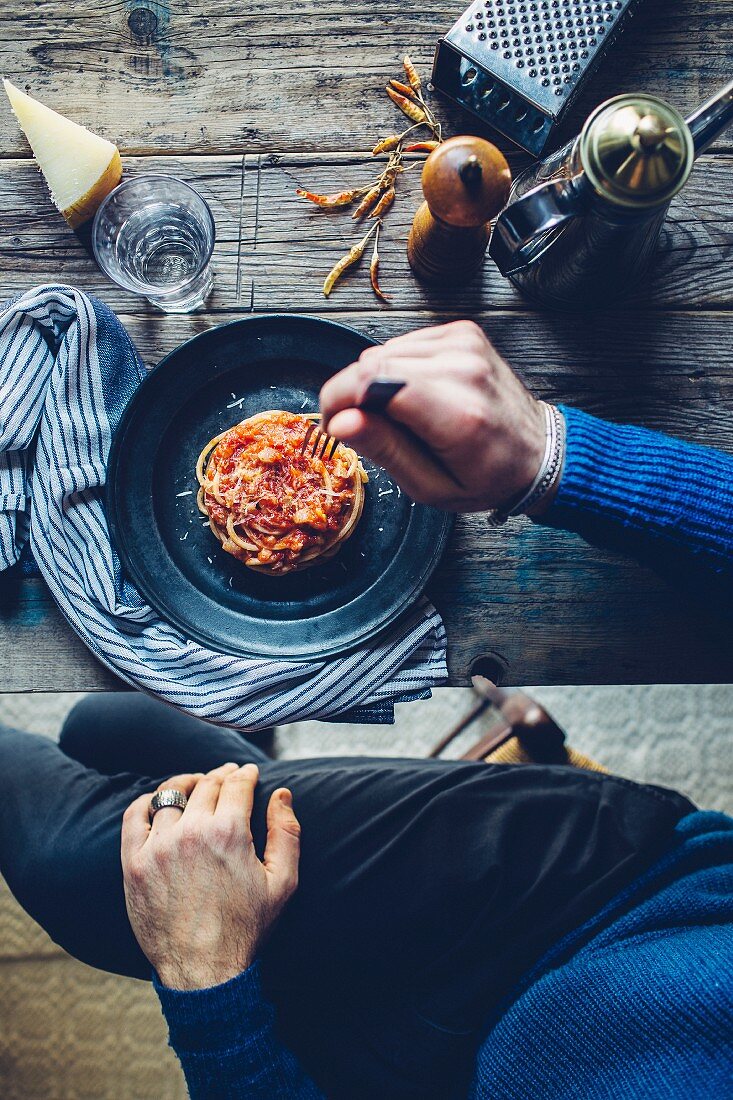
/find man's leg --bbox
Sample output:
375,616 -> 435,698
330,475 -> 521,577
59,692 -> 269,776
0,721 -> 154,978
1,694 -> 269,981
0,715 -> 692,1099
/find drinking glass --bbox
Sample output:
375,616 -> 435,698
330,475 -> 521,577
92,175 -> 215,313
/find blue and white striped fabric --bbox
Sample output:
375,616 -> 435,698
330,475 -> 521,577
0,286 -> 447,729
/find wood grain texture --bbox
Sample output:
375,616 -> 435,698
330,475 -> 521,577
1,517 -> 730,691
0,568 -> 120,691
241,151 -> 733,312
1,0 -> 731,157
1,152 -> 731,311
117,310 -> 733,451
0,157 -> 244,308
0,307 -> 730,691
0,0 -> 731,691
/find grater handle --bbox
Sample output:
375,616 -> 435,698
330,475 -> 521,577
685,77 -> 733,158
489,177 -> 583,276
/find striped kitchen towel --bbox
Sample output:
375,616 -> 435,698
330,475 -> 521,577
0,286 -> 448,729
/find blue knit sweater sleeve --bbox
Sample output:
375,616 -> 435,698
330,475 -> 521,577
543,406 -> 733,598
471,812 -> 733,1100
154,962 -> 324,1099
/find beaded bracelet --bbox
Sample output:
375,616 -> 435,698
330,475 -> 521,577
486,403 -> 566,527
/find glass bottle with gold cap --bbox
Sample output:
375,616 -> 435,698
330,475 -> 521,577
489,79 -> 733,308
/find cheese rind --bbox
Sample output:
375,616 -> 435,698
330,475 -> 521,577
62,149 -> 123,229
3,79 -> 122,227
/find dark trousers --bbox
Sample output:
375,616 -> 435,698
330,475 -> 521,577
0,694 -> 692,1099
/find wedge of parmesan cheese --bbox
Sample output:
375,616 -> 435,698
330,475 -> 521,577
3,80 -> 122,228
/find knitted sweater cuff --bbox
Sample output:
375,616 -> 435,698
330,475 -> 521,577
548,405 -> 733,566
154,962 -> 271,1054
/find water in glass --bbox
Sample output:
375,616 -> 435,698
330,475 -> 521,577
92,175 -> 215,313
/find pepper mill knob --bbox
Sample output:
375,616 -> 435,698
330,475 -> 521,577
408,135 -> 512,284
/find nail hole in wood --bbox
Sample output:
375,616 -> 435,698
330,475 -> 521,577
470,652 -> 509,685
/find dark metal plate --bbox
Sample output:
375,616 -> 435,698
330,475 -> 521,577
106,314 -> 452,660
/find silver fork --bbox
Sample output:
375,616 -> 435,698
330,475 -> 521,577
300,378 -> 406,460
301,421 -> 340,461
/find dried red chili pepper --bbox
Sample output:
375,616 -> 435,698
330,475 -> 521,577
322,222 -> 379,297
404,141 -> 440,153
296,187 -> 366,208
386,86 -> 427,124
389,79 -> 416,99
369,187 -> 396,219
352,184 -> 383,220
403,54 -> 422,94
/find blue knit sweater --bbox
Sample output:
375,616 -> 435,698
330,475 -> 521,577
470,810 -> 733,1099
155,411 -> 733,1098
156,813 -> 733,1099
550,406 -> 732,601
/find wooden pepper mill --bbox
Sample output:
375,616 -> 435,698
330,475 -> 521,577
407,135 -> 511,285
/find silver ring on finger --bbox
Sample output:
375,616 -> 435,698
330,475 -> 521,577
149,788 -> 188,821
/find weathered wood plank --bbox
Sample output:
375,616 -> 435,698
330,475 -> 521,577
241,151 -> 733,312
436,513 -> 733,685
116,309 -> 733,451
0,307 -> 730,691
0,0 -> 731,157
0,156 -> 246,308
1,514 -> 730,692
1,152 -> 731,311
0,569 -> 121,691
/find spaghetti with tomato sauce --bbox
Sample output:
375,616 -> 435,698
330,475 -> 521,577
196,410 -> 368,575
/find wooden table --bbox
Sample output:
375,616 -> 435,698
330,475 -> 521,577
0,0 -> 731,691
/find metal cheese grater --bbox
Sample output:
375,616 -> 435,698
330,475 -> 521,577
432,0 -> 643,155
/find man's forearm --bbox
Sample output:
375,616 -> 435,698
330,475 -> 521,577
540,406 -> 733,591
155,963 -> 325,1099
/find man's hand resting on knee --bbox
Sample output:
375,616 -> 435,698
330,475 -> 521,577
121,763 -> 301,990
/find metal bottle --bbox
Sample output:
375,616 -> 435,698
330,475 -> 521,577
489,79 -> 733,308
